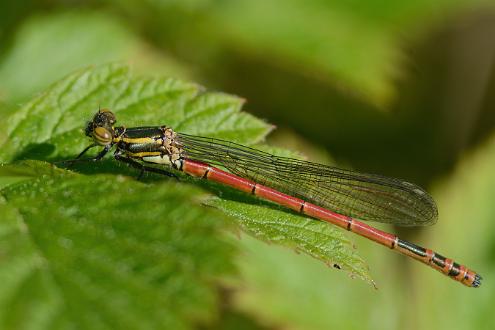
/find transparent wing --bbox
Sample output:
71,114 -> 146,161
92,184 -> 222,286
177,134 -> 438,226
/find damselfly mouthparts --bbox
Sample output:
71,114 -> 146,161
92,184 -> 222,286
73,108 -> 482,287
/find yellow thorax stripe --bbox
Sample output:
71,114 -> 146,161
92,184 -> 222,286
121,137 -> 160,144
125,151 -> 162,157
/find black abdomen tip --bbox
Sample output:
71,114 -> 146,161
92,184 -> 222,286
472,274 -> 482,288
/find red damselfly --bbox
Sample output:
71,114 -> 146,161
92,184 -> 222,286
73,109 -> 482,287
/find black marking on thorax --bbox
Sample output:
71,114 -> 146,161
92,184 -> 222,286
123,126 -> 163,139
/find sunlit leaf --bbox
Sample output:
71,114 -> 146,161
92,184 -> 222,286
0,161 -> 235,329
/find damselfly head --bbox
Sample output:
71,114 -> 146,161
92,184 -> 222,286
85,108 -> 117,146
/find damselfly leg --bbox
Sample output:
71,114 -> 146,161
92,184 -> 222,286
55,144 -> 111,168
114,153 -> 178,180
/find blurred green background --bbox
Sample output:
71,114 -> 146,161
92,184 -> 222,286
1,1 -> 495,329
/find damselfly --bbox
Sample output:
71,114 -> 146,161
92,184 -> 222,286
73,109 -> 482,287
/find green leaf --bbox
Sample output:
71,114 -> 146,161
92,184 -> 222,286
0,161 -> 235,329
212,198 -> 370,282
0,159 -> 61,190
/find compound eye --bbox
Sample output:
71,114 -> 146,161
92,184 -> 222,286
93,126 -> 113,145
99,108 -> 116,124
